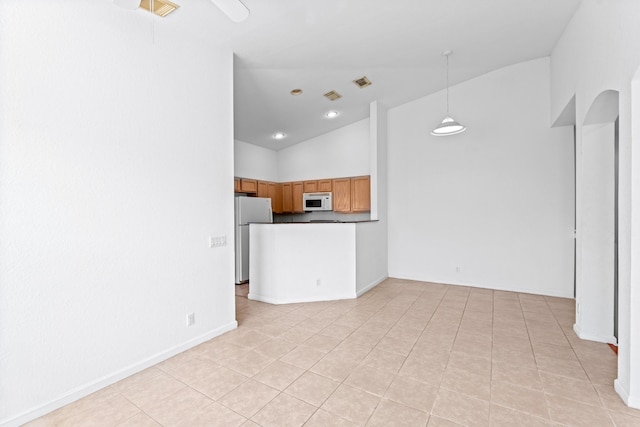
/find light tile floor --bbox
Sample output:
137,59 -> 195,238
27,279 -> 640,426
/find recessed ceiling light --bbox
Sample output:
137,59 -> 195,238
272,132 -> 286,140
325,111 -> 339,118
290,89 -> 303,96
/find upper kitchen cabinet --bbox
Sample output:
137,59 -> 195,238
269,182 -> 283,213
351,176 -> 371,212
236,178 -> 257,194
258,180 -> 282,213
318,179 -> 332,192
332,176 -> 370,213
332,178 -> 352,213
282,183 -> 293,212
303,180 -> 318,193
257,181 -> 269,198
292,182 -> 304,213
303,179 -> 331,193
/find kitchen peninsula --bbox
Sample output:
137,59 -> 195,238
249,220 -> 380,304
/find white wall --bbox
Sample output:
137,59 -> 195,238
356,102 -> 389,294
277,119 -> 370,182
249,224 -> 357,304
575,122 -> 616,342
234,139 -> 279,181
550,0 -> 640,408
0,2 -> 236,425
388,57 -> 575,297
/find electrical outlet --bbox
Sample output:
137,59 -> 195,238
316,278 -> 321,287
209,235 -> 227,248
187,312 -> 195,327
455,266 -> 461,273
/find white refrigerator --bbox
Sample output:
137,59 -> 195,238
234,196 -> 273,284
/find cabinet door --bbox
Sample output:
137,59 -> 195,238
257,181 -> 269,198
332,178 -> 351,212
292,182 -> 304,212
240,178 -> 258,193
303,180 -> 318,193
269,182 -> 283,213
317,179 -> 332,192
282,183 -> 293,213
351,176 -> 371,212
234,178 -> 241,193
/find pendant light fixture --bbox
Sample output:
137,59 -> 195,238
431,50 -> 467,136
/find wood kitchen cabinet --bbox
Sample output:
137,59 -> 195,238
257,181 -> 269,198
281,183 -> 293,212
269,182 -> 283,213
303,179 -> 331,193
351,175 -> 371,212
332,178 -> 352,213
239,178 -> 257,194
303,180 -> 318,193
317,179 -> 332,192
236,175 -> 369,213
332,176 -> 370,213
292,181 -> 304,212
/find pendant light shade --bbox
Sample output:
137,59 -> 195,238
431,116 -> 466,136
431,50 -> 466,136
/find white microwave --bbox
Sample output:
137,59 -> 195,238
303,192 -> 332,211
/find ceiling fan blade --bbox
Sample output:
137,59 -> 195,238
210,0 -> 249,22
113,0 -> 142,10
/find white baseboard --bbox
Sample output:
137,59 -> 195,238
356,274 -> 388,297
387,274 -> 574,299
247,274 -> 388,304
573,323 -> 617,344
615,379 -> 640,409
248,292 -> 357,305
2,321 -> 238,427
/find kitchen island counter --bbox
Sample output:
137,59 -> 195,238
249,222 -> 384,304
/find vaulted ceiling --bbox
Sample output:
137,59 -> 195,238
134,0 -> 582,149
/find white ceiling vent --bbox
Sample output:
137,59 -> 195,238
140,0 -> 179,17
323,90 -> 342,101
353,76 -> 372,88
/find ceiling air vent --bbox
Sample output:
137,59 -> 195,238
140,0 -> 180,17
353,76 -> 372,88
323,90 -> 342,101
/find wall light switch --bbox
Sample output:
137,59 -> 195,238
209,235 -> 227,248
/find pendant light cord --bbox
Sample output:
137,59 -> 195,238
446,53 -> 450,116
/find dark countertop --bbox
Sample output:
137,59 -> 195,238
264,220 -> 379,224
